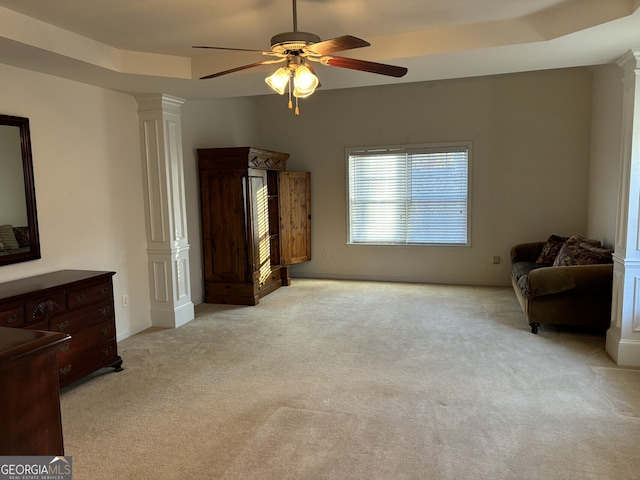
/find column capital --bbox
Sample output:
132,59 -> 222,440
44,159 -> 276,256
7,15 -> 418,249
135,94 -> 185,113
617,49 -> 640,72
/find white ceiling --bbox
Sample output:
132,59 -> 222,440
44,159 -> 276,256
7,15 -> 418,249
0,0 -> 639,100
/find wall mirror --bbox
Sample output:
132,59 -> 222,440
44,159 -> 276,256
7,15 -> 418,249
0,114 -> 40,266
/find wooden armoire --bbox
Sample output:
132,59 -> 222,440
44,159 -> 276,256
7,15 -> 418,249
198,147 -> 311,305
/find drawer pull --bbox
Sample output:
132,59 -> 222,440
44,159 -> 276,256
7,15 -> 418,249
58,343 -> 70,353
100,288 -> 108,295
102,346 -> 113,357
101,326 -> 112,336
55,320 -> 69,332
59,365 -> 72,376
3,314 -> 17,324
74,294 -> 85,303
99,307 -> 112,316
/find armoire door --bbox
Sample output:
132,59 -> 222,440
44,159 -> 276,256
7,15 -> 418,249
247,169 -> 272,285
200,171 -> 251,284
279,171 -> 311,264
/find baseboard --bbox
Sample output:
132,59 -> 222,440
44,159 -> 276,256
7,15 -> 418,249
117,320 -> 152,342
290,272 -> 510,288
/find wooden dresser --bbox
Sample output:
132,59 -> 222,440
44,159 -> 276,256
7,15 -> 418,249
0,327 -> 69,455
198,147 -> 311,305
0,270 -> 123,387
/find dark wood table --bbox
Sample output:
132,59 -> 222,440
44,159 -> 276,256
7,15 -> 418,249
0,326 -> 70,455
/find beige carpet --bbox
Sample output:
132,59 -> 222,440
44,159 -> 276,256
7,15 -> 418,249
60,279 -> 640,479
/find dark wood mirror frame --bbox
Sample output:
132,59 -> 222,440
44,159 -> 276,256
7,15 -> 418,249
0,114 -> 40,266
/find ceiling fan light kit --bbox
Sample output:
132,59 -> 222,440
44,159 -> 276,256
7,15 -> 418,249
292,64 -> 319,98
265,67 -> 291,95
194,0 -> 408,115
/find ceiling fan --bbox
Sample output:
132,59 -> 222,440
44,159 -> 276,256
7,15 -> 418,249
193,0 -> 408,115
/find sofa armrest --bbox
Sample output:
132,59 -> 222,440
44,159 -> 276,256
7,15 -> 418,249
510,242 -> 545,264
526,264 -> 613,298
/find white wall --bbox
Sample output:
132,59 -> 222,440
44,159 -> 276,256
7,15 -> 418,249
588,64 -> 624,247
0,64 -> 150,340
181,97 -> 260,304
252,68 -> 594,286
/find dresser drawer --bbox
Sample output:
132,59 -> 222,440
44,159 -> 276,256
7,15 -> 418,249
50,299 -> 114,334
56,319 -> 116,360
24,290 -> 66,324
0,302 -> 24,327
57,338 -> 118,386
67,280 -> 113,310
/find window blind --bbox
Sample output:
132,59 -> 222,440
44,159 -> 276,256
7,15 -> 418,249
347,144 -> 470,245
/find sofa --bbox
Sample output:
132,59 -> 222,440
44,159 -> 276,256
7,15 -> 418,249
510,235 -> 614,334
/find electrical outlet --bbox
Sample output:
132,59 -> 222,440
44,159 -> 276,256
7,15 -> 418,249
323,251 -> 329,260
122,294 -> 129,307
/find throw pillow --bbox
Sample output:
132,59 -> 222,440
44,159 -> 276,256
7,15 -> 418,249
0,224 -> 19,250
0,240 -> 5,252
572,243 -> 614,265
553,235 -> 608,266
536,234 -> 568,265
12,226 -> 30,248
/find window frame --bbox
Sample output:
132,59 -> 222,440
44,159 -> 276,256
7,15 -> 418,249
345,142 -> 472,247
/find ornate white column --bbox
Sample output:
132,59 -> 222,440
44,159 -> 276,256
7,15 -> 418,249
607,49 -> 640,366
136,94 -> 194,328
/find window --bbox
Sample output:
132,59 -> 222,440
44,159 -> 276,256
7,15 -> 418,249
347,143 -> 470,245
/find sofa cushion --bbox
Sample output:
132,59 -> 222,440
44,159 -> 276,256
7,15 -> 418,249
536,234 -> 568,265
512,261 -> 538,282
513,260 -> 586,298
553,235 -> 612,266
512,261 -> 544,297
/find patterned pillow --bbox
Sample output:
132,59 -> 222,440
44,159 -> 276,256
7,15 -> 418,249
553,235 -> 611,266
573,243 -> 614,265
536,235 -> 568,265
12,226 -> 30,248
0,224 -> 19,250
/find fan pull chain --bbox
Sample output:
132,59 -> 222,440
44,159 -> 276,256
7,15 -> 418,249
288,76 -> 293,110
295,97 -> 300,116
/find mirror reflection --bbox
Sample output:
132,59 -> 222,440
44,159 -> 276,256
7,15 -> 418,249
0,115 -> 40,266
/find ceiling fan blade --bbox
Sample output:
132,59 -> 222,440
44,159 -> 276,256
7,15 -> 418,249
200,61 -> 274,79
324,56 -> 408,78
306,35 -> 370,55
192,45 -> 265,53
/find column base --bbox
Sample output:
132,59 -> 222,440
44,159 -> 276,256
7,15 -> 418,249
151,301 -> 195,329
606,328 -> 640,367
